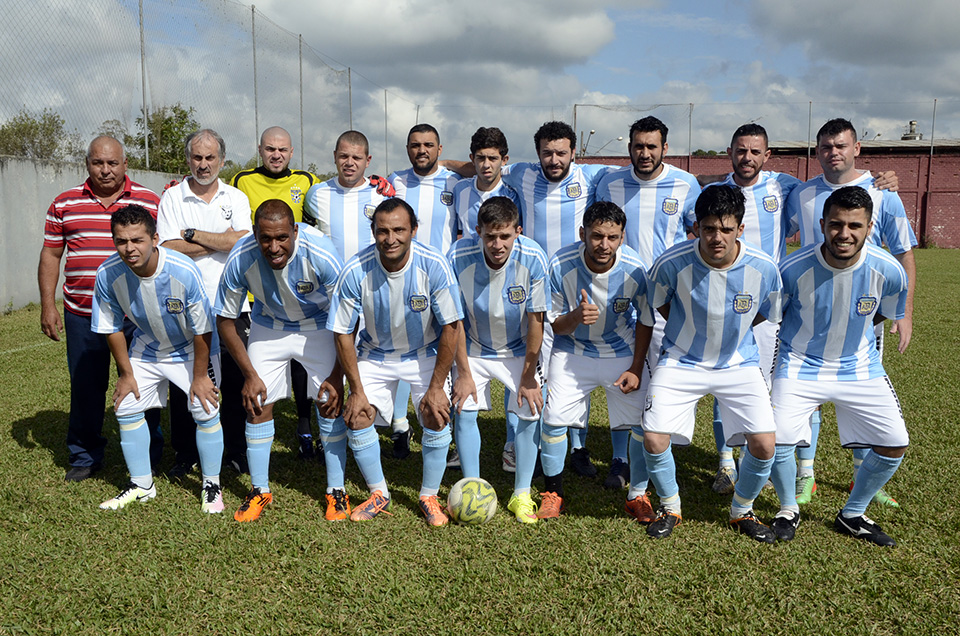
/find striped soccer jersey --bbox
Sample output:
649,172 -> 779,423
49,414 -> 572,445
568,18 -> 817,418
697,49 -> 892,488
776,243 -> 907,381
302,177 -> 388,261
648,239 -> 782,370
389,166 -> 462,254
712,170 -> 801,262
596,163 -> 699,266
547,243 -> 651,359
327,240 -> 463,362
785,172 -> 917,253
501,162 -> 610,258
92,247 -> 213,362
447,234 -> 549,358
451,177 -> 521,239
216,223 -> 343,331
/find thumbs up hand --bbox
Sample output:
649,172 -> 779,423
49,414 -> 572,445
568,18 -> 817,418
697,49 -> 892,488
577,288 -> 599,326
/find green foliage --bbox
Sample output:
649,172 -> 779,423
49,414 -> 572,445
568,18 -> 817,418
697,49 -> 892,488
692,148 -> 720,157
0,108 -> 84,162
101,103 -> 201,175
219,155 -> 260,184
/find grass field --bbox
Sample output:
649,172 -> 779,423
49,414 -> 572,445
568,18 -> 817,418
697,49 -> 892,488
2,249 -> 959,635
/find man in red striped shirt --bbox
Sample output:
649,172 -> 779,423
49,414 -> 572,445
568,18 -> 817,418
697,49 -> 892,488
39,136 -> 164,481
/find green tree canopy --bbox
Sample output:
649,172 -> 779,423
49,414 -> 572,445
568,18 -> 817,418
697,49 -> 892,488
0,108 -> 83,162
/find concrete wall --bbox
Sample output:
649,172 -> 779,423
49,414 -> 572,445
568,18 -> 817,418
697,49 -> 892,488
0,157 -> 177,310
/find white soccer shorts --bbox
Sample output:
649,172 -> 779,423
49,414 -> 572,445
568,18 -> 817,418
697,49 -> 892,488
754,320 -> 780,388
452,355 -> 541,420
542,350 -> 648,431
115,354 -> 222,422
771,376 -> 909,448
642,365 -> 775,446
358,358 -> 449,428
247,322 -> 337,406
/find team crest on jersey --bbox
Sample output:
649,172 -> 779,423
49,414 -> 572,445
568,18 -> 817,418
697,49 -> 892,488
363,204 -> 376,219
220,205 -> 233,220
612,297 -> 631,313
762,195 -> 779,213
855,295 -> 878,316
441,191 -> 454,206
290,185 -> 303,204
409,295 -> 429,312
566,183 -> 582,199
662,198 -> 679,215
164,298 -> 184,314
732,293 -> 753,314
506,285 -> 527,304
295,280 -> 315,295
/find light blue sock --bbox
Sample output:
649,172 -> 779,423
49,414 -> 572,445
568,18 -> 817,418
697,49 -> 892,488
392,381 -> 412,426
195,412 -> 223,479
118,413 -> 152,487
541,423 -> 568,477
421,427 -> 451,497
454,409 -> 481,478
851,447 -> 869,481
842,451 -> 902,517
504,389 -> 518,445
712,398 -> 735,459
245,419 -> 274,492
797,408 -> 821,463
770,445 -> 799,512
317,415 -> 347,491
628,427 -> 649,499
347,426 -> 387,497
643,445 -> 680,513
571,395 -> 590,449
611,429 -> 629,461
731,447 -> 775,518
513,418 -> 539,495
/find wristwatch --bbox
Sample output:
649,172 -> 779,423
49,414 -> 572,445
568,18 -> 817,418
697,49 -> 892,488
183,228 -> 196,243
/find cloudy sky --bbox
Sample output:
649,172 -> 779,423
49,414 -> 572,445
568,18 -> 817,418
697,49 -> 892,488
2,0 -> 956,175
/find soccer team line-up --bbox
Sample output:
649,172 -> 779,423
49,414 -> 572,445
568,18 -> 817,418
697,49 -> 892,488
40,115 -> 914,547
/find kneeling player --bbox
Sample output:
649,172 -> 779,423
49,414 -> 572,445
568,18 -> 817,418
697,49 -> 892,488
769,186 -> 909,546
448,196 -> 549,523
642,185 -> 783,542
539,201 -> 652,520
93,205 -> 223,512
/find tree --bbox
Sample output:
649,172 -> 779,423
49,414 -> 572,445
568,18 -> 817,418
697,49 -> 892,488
124,103 -> 201,174
0,108 -> 84,162
692,149 -> 720,157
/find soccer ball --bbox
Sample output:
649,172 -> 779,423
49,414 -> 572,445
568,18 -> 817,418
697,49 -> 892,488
446,477 -> 498,525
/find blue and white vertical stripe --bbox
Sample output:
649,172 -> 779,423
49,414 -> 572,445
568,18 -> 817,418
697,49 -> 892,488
713,170 -> 801,262
451,178 -> 521,239
302,177 -> 387,261
389,166 -> 462,254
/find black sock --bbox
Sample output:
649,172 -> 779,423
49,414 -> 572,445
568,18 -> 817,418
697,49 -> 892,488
544,473 -> 564,498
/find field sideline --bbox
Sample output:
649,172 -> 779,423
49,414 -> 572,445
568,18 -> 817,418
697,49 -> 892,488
1,249 -> 958,635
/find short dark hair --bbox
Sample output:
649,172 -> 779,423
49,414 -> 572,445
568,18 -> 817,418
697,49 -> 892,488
254,199 -> 295,229
823,185 -> 874,222
371,198 -> 418,231
695,185 -> 746,225
407,123 -> 440,145
817,118 -> 857,144
336,130 -> 369,155
534,121 -> 576,154
477,196 -> 519,230
111,204 -> 156,236
629,116 -> 668,145
731,123 -> 768,147
470,127 -> 509,157
582,201 -> 626,231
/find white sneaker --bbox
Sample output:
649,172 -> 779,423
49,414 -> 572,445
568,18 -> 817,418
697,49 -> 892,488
502,443 -> 517,473
201,482 -> 224,514
100,482 -> 156,510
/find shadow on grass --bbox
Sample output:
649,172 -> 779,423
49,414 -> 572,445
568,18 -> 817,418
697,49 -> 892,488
10,408 -> 70,468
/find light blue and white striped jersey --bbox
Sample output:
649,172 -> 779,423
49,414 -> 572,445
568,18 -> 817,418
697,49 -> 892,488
775,243 -> 907,381
596,163 -> 699,266
93,247 -> 214,363
451,177 -> 521,239
785,172 -> 917,254
648,239 -> 782,370
389,166 -> 462,254
302,177 -> 388,261
447,234 -> 550,359
216,223 -> 343,332
711,170 -> 801,263
501,161 -> 610,258
327,240 -> 463,362
547,243 -> 651,359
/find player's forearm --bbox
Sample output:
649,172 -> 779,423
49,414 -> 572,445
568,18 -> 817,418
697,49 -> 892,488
428,322 -> 459,391
163,238 -> 215,257
335,332 -> 365,395
37,247 -> 63,307
631,323 -> 653,374
522,312 -> 545,375
551,310 -> 581,336
217,316 -> 256,378
895,250 -> 916,318
191,228 -> 250,253
453,323 -> 472,378
192,332 -> 212,379
106,331 -> 133,377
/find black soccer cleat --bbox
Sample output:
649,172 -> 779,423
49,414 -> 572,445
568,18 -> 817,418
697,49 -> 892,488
647,506 -> 682,539
571,447 -> 597,478
391,429 -> 411,460
770,511 -> 801,542
833,511 -> 896,547
730,511 -> 777,544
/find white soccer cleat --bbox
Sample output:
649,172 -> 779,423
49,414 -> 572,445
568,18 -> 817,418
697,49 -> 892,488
100,482 -> 156,510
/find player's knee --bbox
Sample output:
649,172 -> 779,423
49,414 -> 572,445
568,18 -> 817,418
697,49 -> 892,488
422,427 -> 451,448
873,445 -> 907,459
643,432 -> 670,455
746,434 -> 775,460
347,426 -> 378,451
540,424 -> 566,445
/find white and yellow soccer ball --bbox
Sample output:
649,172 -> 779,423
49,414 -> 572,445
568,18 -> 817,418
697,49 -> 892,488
446,477 -> 498,525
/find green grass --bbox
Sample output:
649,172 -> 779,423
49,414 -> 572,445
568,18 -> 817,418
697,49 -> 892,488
2,250 -> 959,635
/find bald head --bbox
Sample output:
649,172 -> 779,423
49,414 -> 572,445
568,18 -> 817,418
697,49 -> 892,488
259,126 -> 293,174
87,136 -> 125,161
85,136 -> 127,196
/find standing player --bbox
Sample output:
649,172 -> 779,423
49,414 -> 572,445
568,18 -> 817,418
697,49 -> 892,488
785,118 -> 916,507
92,205 -> 223,512
215,200 -> 346,522
769,186 -> 909,545
538,201 -> 651,520
328,198 -> 463,526
595,116 -> 700,490
448,197 -> 548,523
641,185 -> 782,542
